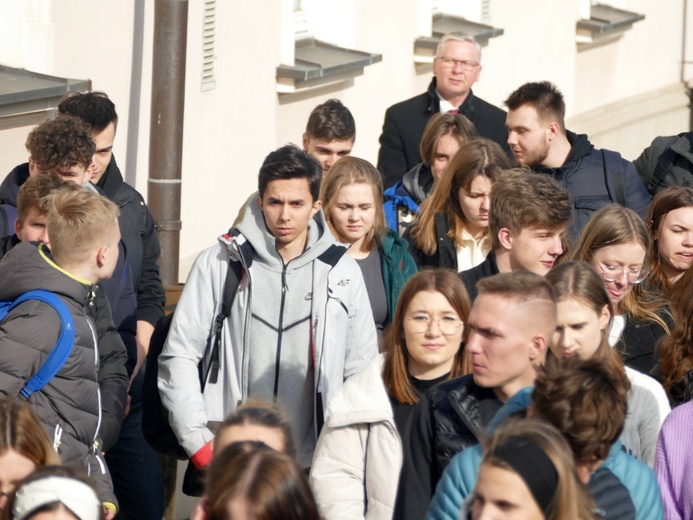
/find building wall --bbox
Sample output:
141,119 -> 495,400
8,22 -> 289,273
0,0 -> 691,286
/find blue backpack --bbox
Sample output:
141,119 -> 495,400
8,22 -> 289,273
0,290 -> 75,399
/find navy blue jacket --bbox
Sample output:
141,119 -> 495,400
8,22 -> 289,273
533,132 -> 651,239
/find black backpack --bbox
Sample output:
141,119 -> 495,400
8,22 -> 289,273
141,251 -> 243,460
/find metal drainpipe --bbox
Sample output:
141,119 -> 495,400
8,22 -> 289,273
148,0 -> 188,286
683,0 -> 693,130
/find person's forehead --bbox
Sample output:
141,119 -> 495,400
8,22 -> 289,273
92,122 -> 116,146
442,40 -> 480,60
264,177 -> 312,197
307,137 -> 354,152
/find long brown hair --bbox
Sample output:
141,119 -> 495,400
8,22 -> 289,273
418,113 -> 476,168
382,269 -> 471,404
206,442 -> 319,520
659,264 -> 693,398
645,186 -> 693,296
572,204 -> 670,331
410,138 -> 511,254
0,397 -> 60,467
545,261 -> 624,372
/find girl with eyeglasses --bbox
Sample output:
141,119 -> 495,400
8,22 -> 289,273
310,269 -> 470,520
546,261 -> 670,467
571,204 -> 671,378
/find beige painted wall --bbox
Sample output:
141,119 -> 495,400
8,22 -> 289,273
0,0 -> 691,284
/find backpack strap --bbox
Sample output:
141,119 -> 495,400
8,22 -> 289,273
649,133 -> 693,194
0,290 -> 76,399
202,229 -> 245,387
602,149 -> 626,206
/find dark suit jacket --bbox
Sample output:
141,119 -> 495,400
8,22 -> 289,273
377,78 -> 510,189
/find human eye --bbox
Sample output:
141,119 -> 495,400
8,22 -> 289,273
441,315 -> 458,323
497,500 -> 517,511
360,204 -> 372,210
571,323 -> 585,331
602,264 -> 618,272
411,315 -> 430,323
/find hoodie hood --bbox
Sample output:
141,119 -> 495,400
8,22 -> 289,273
563,131 -> 595,165
234,196 -> 334,270
0,242 -> 91,304
0,163 -> 30,206
401,162 -> 434,204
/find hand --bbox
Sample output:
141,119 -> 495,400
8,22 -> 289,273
104,505 -> 116,520
132,320 -> 155,384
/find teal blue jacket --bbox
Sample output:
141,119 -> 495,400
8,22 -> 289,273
379,229 -> 417,325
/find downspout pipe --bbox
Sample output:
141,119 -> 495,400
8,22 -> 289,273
148,0 -> 188,286
683,0 -> 693,130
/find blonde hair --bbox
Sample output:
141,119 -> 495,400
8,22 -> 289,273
410,138 -> 511,254
571,204 -> 670,332
42,189 -> 119,266
321,157 -> 387,249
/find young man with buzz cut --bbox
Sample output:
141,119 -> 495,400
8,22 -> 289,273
159,144 -> 378,472
505,81 -> 650,239
393,271 -> 556,520
459,169 -> 572,301
0,188 -> 123,515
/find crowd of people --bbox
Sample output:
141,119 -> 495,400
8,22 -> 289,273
0,30 -> 692,520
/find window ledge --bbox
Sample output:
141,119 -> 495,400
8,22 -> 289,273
276,38 -> 382,94
414,14 -> 504,64
576,4 -> 644,49
0,65 -> 90,130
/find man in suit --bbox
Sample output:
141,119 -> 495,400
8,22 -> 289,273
377,32 -> 509,189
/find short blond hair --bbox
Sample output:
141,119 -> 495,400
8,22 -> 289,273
43,189 -> 119,266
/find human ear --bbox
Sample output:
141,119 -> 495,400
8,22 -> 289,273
599,304 -> 611,330
498,228 -> 513,250
310,200 -> 322,218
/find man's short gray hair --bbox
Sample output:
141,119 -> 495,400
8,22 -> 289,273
436,32 -> 482,60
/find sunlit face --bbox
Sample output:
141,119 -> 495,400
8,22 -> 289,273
472,463 -> 545,520
328,183 -> 376,249
90,122 -> 116,183
466,294 -> 542,401
303,135 -> 354,174
215,424 -> 285,454
552,297 -> 610,360
403,290 -> 464,380
431,133 -> 463,181
15,208 -> 49,245
432,40 -> 481,104
506,105 -> 552,167
258,178 -> 321,259
505,226 -> 564,276
655,206 -> 693,283
0,449 -> 36,511
589,240 -> 646,312
458,175 -> 493,237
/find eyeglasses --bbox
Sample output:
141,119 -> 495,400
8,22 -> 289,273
406,316 -> 464,336
597,264 -> 648,284
437,56 -> 480,71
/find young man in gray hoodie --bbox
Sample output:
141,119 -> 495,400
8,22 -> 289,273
158,144 -> 378,470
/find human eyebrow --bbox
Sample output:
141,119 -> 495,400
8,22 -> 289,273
96,146 -> 113,153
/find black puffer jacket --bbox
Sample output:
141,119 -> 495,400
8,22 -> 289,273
96,157 -> 165,327
0,242 -> 116,503
393,374 -> 501,520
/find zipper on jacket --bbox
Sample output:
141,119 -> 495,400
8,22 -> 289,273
272,264 -> 289,398
53,424 -> 63,452
86,316 -> 102,442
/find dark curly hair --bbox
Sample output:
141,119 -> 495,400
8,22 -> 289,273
26,115 -> 95,171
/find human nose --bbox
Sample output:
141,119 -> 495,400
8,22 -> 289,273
425,318 -> 443,337
559,329 -> 573,349
279,204 -> 290,221
507,130 -> 517,146
683,232 -> 693,247
549,235 -> 563,256
480,195 -> 490,212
